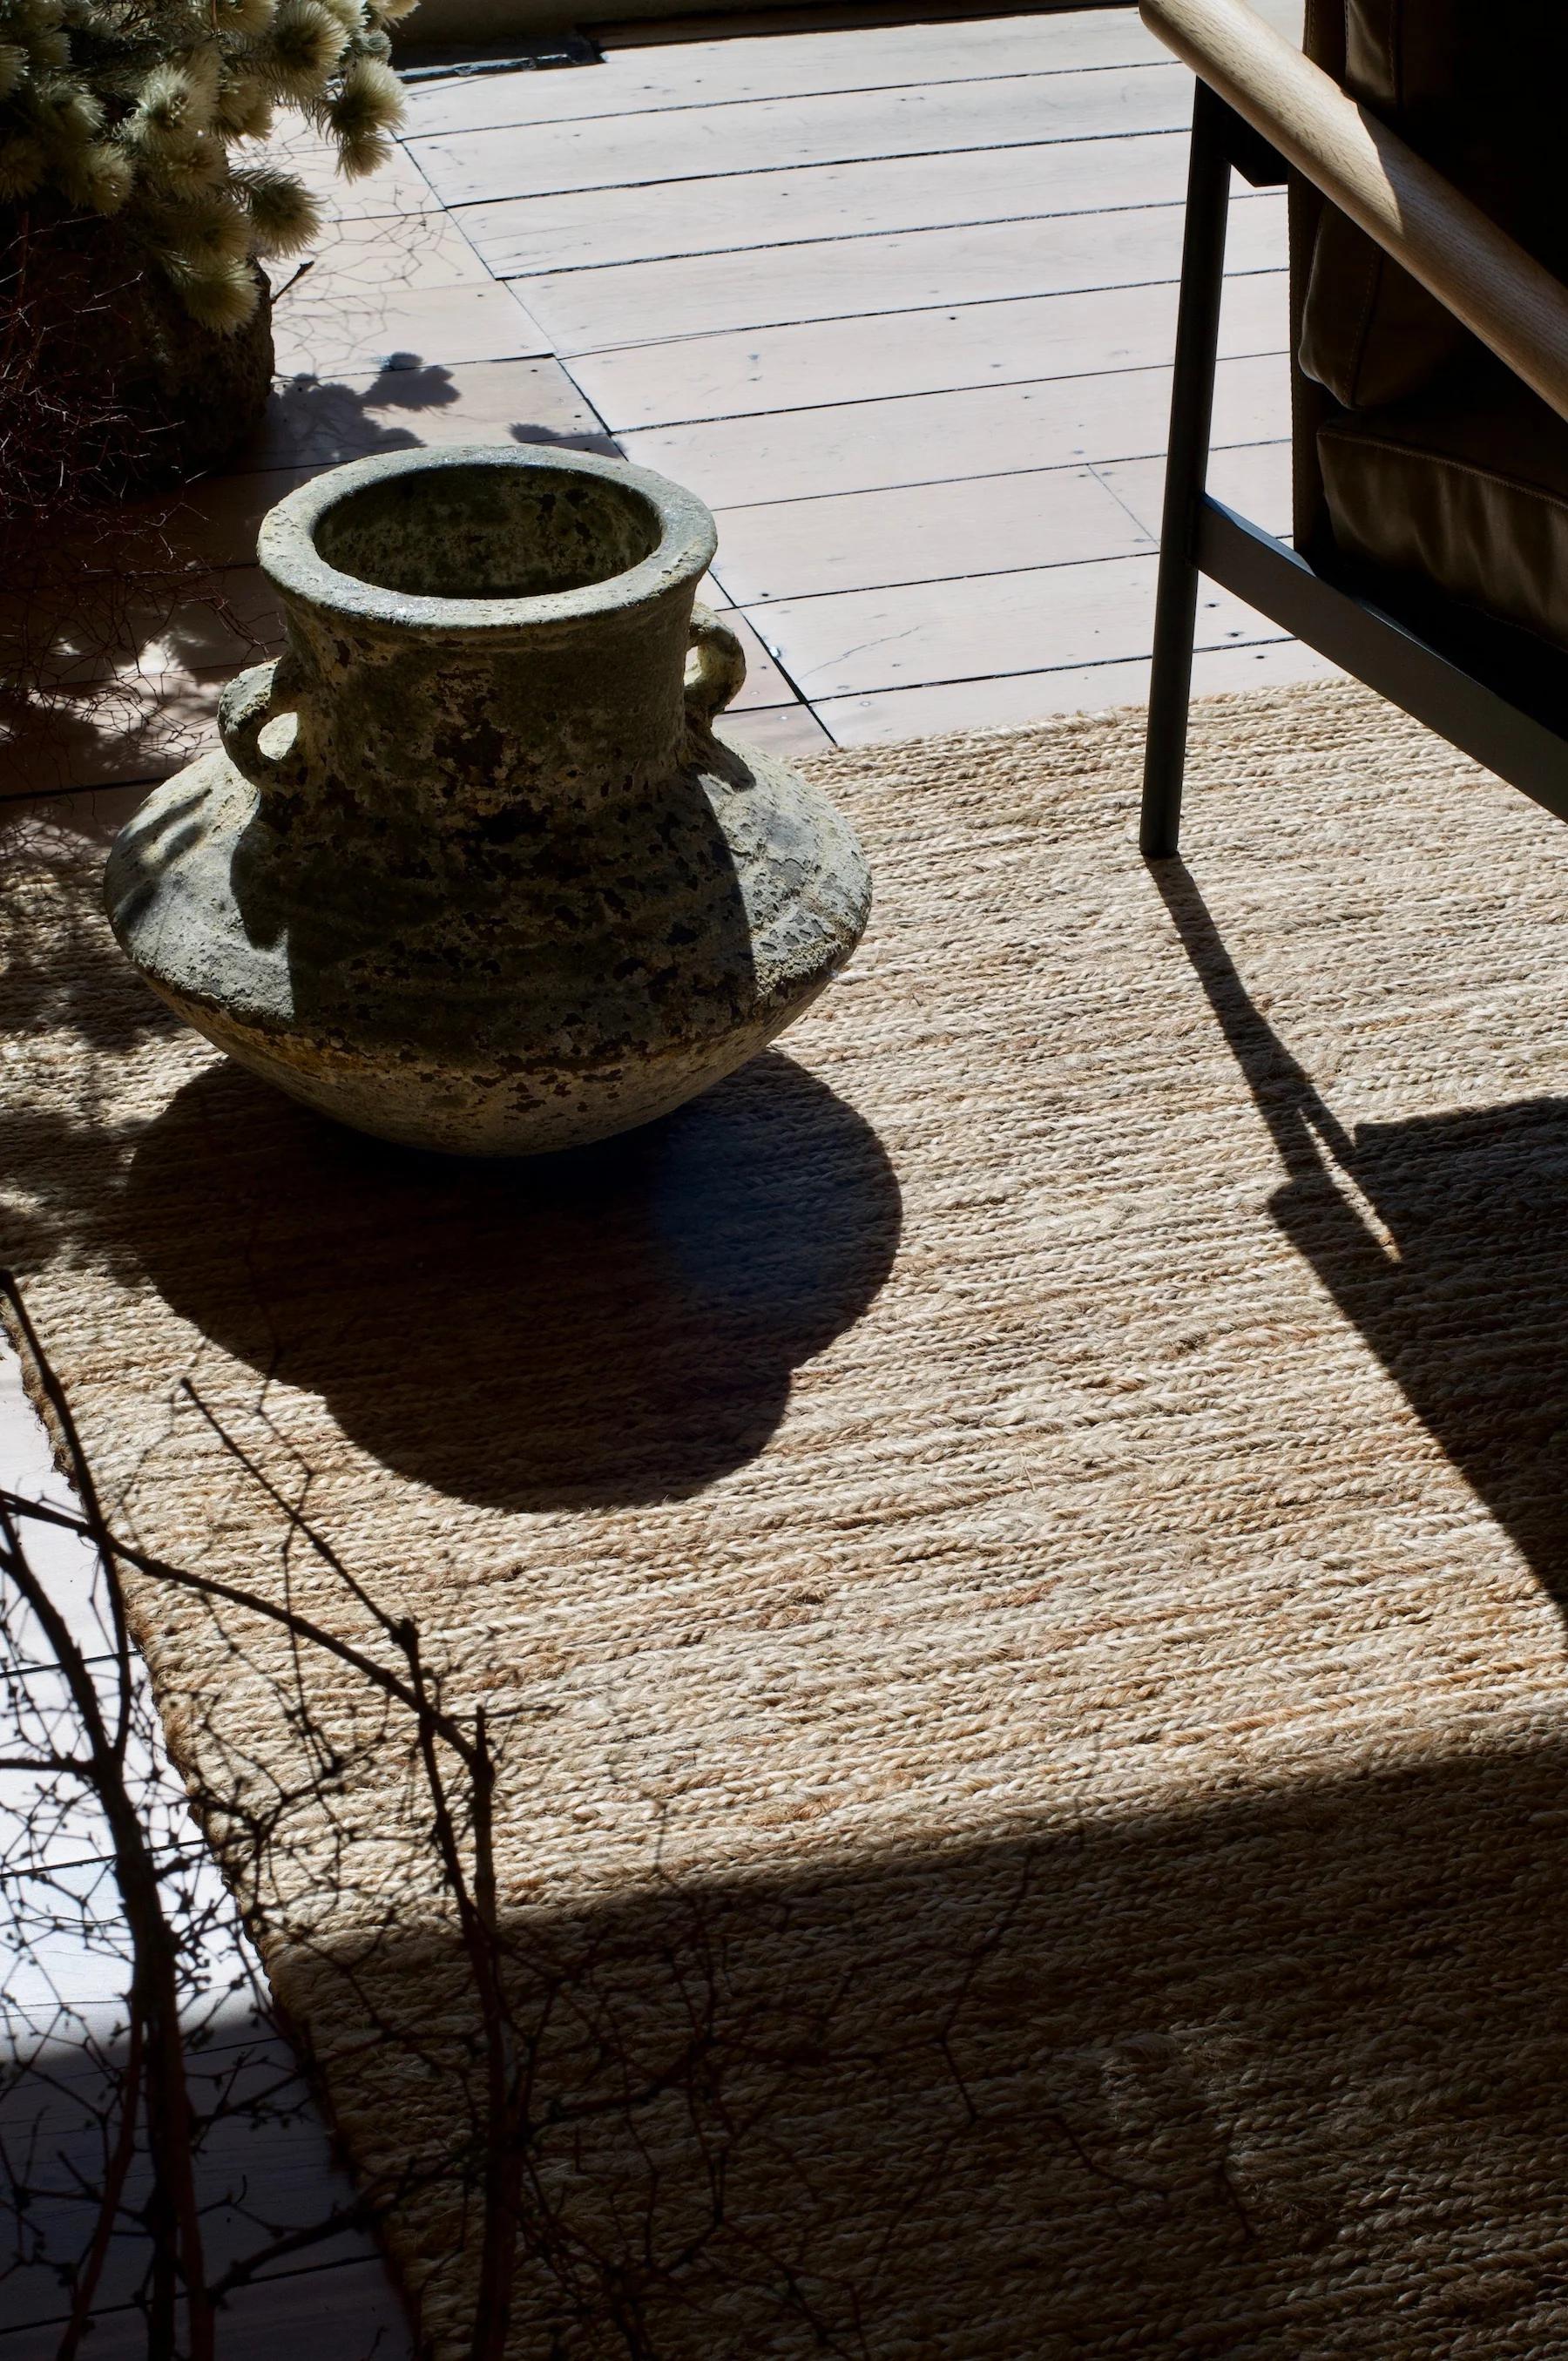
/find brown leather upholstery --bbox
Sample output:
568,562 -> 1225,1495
1300,1 -> 1568,410
1298,1 -> 1568,655
1319,368 -> 1568,651
1298,0 -> 1467,407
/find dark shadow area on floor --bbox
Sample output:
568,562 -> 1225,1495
0,2015 -> 396,2350
253,359 -> 618,473
294,1735 -> 1568,2358
0,865 -> 898,1510
1154,858 -> 1568,1613
119,1049 -> 901,1510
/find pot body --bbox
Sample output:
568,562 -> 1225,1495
104,445 -> 870,1155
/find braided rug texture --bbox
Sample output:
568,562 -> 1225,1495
8,680 -> 1568,2356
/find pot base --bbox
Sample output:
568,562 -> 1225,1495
136,971 -> 823,1158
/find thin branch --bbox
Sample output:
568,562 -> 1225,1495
56,2013 -> 145,2361
0,1488 -> 477,1766
2,1271 -> 134,1762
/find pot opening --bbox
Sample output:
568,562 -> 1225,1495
312,462 -> 665,601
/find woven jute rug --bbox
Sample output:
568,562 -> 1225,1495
8,680 -> 1568,2356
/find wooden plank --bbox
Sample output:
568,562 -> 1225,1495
566,262 -> 1288,429
0,779 -> 147,828
635,563 -> 797,705
242,356 -> 612,473
1097,436 -> 1293,538
1,670 -> 228,796
811,633 -> 1340,742
0,2258 -> 409,2361
2,645 -> 253,825
134,467 -> 326,569
10,572 -> 280,690
625,349 -> 1288,508
462,127 -> 1189,277
2,2033 -> 380,2332
0,1351 -> 118,1664
261,127 -> 441,220
711,463 -> 1152,605
2,564 -> 274,794
157,359 -> 651,564
709,608 -> 797,708
269,279 -> 551,381
408,60 -> 1191,206
735,549 -> 1283,700
593,0 -> 1301,48
261,210 -> 492,299
512,187 -> 1285,351
719,702 -> 833,757
398,10 -> 1175,139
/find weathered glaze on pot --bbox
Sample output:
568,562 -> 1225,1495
104,445 -> 870,1155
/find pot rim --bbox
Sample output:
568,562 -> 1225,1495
255,443 -> 719,633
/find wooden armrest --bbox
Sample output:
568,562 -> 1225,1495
1140,0 -> 1568,430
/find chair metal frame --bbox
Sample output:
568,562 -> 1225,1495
1140,59 -> 1568,858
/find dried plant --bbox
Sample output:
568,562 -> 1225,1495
0,196 -> 274,797
0,0 -> 420,794
0,0 -> 412,332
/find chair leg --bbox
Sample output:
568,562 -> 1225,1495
1141,83 -> 1234,860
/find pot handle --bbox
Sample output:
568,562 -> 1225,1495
219,657 -> 304,792
685,605 -> 747,725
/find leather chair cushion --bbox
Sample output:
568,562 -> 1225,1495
1318,369 -> 1568,653
1300,211 -> 1464,412
1299,0 -> 1568,412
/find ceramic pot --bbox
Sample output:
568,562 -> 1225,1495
105,445 -> 871,1155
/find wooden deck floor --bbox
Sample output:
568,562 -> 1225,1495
2,5 -> 1332,2347
11,0 -> 1329,802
